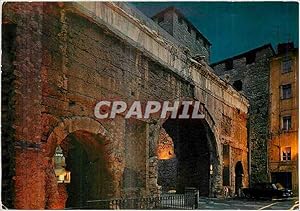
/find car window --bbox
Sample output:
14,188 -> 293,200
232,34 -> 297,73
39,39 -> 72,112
275,183 -> 284,190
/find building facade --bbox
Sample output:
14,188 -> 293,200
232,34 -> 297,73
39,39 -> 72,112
2,2 -> 249,209
268,43 -> 299,193
211,45 -> 275,185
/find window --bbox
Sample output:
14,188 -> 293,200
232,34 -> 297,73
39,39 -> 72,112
233,80 -> 243,91
282,116 -> 292,131
225,59 -> 233,70
281,84 -> 292,99
282,147 -> 291,161
282,58 -> 292,73
246,52 -> 256,64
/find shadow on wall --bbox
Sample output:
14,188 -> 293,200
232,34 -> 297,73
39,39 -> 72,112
158,105 -> 218,196
61,131 -> 113,208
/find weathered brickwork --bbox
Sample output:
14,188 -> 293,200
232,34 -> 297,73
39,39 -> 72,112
2,2 -> 249,209
152,7 -> 211,63
2,22 -> 17,208
158,158 -> 177,191
211,45 -> 275,184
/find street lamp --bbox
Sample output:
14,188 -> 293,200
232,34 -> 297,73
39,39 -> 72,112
54,146 -> 71,183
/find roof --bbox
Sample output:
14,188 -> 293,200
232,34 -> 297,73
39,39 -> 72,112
211,44 -> 275,67
152,6 -> 211,46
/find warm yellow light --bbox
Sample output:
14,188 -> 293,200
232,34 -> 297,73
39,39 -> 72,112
158,147 -> 175,160
158,129 -> 176,160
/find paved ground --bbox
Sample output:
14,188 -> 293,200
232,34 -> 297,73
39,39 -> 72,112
198,197 -> 299,210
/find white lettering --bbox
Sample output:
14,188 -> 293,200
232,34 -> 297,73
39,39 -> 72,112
144,101 -> 161,118
94,101 -> 111,119
191,101 -> 205,119
110,101 -> 127,118
161,101 -> 180,119
178,101 -> 193,119
125,101 -> 143,119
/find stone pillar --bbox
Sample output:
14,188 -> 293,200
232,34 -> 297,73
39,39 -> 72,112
14,150 -> 46,209
9,3 -> 45,209
148,156 -> 160,196
107,116 -> 126,198
147,121 -> 162,196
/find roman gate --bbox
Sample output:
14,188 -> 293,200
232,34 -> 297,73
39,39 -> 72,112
2,2 -> 249,209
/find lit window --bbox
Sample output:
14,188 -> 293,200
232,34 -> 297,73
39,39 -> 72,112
282,58 -> 292,73
282,147 -> 291,161
281,84 -> 292,99
282,116 -> 292,131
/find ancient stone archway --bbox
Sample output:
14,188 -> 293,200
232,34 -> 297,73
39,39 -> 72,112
45,117 -> 112,157
45,117 -> 115,208
62,130 -> 113,208
157,105 -> 220,196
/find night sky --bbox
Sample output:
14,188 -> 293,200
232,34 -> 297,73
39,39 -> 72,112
132,2 -> 299,63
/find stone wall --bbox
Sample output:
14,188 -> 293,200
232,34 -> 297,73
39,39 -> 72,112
157,158 -> 178,191
212,45 -> 275,184
2,22 -> 17,209
2,3 -> 47,209
152,8 -> 211,62
2,2 -> 249,208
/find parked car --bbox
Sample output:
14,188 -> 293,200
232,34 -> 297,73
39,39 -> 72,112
242,183 -> 293,199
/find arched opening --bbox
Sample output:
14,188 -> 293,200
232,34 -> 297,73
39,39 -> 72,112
235,161 -> 244,196
157,129 -> 177,192
59,130 -> 112,208
158,106 -> 218,196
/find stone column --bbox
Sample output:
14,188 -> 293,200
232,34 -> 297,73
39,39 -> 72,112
147,121 -> 162,196
9,3 -> 46,209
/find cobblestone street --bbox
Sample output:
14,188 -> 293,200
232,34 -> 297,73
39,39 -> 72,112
198,197 -> 299,210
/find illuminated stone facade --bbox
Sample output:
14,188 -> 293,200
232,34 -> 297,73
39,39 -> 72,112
211,44 -> 275,184
2,2 -> 249,209
268,43 -> 298,193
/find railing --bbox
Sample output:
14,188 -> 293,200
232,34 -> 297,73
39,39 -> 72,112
66,193 -> 199,209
